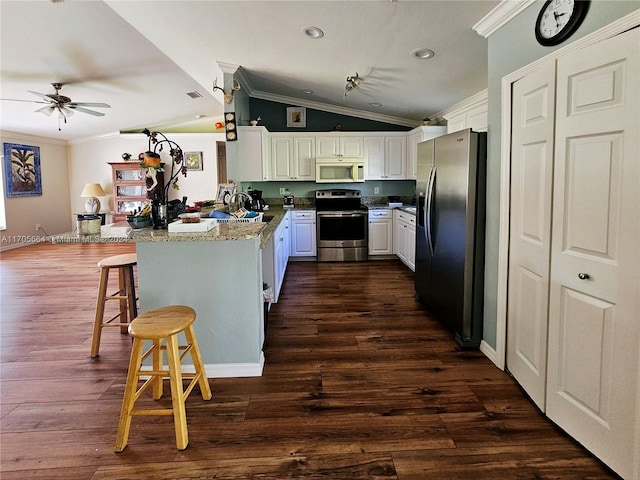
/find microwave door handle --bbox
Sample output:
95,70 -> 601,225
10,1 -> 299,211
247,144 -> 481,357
425,166 -> 436,256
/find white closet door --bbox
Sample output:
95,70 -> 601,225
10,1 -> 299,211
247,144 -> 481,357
507,61 -> 556,410
546,28 -> 639,479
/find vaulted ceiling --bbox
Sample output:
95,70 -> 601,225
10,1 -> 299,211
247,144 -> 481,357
0,0 -> 500,141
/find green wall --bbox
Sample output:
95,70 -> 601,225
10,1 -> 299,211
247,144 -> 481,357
482,1 -> 639,349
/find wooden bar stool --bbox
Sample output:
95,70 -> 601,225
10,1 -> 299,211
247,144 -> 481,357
90,253 -> 138,358
114,305 -> 212,452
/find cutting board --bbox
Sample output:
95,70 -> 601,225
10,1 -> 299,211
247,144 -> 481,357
168,218 -> 218,233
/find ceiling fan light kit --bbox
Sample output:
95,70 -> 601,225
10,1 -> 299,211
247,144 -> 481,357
2,82 -> 111,131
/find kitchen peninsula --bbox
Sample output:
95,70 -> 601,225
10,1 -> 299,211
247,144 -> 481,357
56,214 -> 286,378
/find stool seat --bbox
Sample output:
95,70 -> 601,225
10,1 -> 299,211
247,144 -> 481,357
97,253 -> 137,269
129,306 -> 195,339
115,305 -> 211,452
91,253 -> 138,358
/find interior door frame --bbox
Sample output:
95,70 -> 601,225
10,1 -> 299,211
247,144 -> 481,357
494,10 -> 640,371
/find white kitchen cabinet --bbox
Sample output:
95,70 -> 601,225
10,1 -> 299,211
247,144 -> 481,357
368,209 -> 393,256
290,210 -> 316,257
406,126 -> 447,179
273,212 -> 290,302
270,134 -> 315,181
443,90 -> 488,134
394,209 -> 416,271
237,126 -> 269,182
316,134 -> 363,158
364,135 -> 407,180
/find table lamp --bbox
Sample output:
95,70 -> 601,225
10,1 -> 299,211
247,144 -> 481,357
80,183 -> 106,213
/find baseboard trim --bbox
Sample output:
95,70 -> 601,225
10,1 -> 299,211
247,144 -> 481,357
480,340 -> 501,370
141,352 -> 265,379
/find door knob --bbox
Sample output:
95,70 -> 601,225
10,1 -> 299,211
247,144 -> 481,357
578,273 -> 590,280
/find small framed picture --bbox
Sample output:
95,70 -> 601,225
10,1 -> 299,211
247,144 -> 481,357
216,183 -> 236,204
3,142 -> 42,197
185,151 -> 203,171
286,106 -> 306,128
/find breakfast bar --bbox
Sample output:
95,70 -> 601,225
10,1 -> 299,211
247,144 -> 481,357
133,221 -> 268,378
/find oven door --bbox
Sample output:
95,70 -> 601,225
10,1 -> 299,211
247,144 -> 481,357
316,210 -> 368,248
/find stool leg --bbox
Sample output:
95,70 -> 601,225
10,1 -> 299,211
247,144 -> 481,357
90,267 -> 110,358
128,264 -> 138,319
152,338 -> 163,400
117,267 -> 128,334
120,266 -> 136,334
184,325 -> 212,400
115,337 -> 145,453
166,334 -> 189,450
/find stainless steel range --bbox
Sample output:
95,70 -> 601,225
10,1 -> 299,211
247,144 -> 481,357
315,189 -> 368,262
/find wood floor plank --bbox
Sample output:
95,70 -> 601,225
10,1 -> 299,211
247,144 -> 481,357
0,246 -> 619,479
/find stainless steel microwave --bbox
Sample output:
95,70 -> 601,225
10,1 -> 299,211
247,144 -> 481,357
315,158 -> 365,183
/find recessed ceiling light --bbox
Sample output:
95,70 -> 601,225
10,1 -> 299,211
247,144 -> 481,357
302,26 -> 324,38
369,102 -> 382,107
411,48 -> 435,59
302,89 -> 314,95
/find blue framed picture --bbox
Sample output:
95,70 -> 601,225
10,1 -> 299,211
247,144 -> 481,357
3,142 -> 42,197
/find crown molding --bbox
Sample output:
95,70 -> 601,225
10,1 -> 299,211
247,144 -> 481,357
473,0 -> 536,38
1,130 -> 69,146
217,62 -> 239,75
432,89 -> 488,122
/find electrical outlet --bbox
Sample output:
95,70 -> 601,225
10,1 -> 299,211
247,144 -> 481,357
279,187 -> 286,195
35,223 -> 41,231
374,187 -> 380,195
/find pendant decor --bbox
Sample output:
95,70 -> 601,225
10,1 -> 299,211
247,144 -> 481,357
139,128 -> 187,229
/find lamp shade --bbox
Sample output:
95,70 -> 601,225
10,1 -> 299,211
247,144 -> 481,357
80,183 -> 106,198
80,183 -> 106,213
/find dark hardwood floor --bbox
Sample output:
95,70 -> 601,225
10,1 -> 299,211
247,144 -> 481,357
0,242 -> 619,479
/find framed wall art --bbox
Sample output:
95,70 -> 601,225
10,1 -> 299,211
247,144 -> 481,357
216,183 -> 236,204
185,151 -> 203,171
286,106 -> 306,128
3,142 -> 42,197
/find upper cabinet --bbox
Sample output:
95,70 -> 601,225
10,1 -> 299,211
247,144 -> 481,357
364,134 -> 407,180
316,134 -> 364,158
443,90 -> 488,134
270,134 -> 315,181
237,126 -> 270,182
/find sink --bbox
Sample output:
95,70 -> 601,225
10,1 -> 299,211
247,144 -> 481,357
262,214 -> 275,223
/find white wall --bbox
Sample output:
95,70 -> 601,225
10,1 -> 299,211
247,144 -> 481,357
68,132 -> 225,218
0,131 -> 72,249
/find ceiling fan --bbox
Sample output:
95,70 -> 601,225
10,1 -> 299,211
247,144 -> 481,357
3,82 -> 111,130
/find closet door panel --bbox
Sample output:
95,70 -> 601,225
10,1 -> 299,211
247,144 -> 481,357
506,61 -> 556,410
546,28 -> 639,479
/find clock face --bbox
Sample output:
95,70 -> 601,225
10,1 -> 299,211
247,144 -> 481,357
225,113 -> 235,121
226,122 -> 235,131
226,131 -> 236,141
535,0 -> 589,46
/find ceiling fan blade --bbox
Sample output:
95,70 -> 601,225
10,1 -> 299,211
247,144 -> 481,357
27,90 -> 55,103
35,105 -> 55,116
0,98 -> 48,104
68,102 -> 111,109
68,106 -> 105,117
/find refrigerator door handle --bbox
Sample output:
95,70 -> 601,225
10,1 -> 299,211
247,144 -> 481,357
425,166 -> 436,256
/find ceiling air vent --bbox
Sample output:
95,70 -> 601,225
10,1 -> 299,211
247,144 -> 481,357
186,91 -> 203,99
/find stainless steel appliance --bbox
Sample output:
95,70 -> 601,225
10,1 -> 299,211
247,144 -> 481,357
315,189 -> 368,262
415,129 -> 486,348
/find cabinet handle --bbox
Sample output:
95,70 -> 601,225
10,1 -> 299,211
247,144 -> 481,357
578,273 -> 590,280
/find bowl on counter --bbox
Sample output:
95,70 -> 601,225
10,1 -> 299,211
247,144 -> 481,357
126,215 -> 152,229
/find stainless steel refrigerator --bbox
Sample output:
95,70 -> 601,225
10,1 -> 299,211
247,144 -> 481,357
415,129 -> 486,348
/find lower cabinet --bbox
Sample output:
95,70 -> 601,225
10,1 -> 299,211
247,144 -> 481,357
368,209 -> 393,255
290,210 -> 316,257
394,209 -> 416,271
262,212 -> 290,303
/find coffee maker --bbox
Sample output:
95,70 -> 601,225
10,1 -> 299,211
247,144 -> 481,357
248,189 -> 266,212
